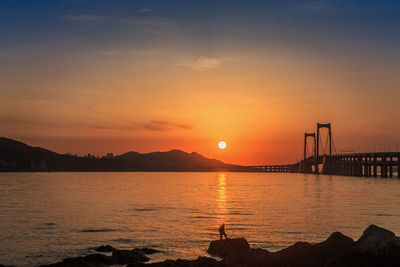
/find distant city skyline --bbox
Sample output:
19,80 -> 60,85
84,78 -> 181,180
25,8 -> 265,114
1,0 -> 399,165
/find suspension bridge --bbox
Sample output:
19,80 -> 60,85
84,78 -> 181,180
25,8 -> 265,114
250,123 -> 400,178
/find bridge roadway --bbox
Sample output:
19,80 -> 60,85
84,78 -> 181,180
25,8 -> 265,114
251,152 -> 400,178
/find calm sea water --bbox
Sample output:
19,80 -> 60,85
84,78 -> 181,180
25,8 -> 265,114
1,172 -> 400,266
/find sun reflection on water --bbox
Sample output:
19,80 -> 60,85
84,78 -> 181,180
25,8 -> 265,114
216,173 -> 228,225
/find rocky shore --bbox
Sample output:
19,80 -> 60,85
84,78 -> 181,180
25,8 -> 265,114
2,224 -> 400,267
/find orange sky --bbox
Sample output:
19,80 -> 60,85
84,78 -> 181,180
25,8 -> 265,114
1,1 -> 400,165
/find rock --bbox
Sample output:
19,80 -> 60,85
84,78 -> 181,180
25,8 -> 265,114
132,247 -> 163,254
356,224 -> 400,253
82,254 -> 113,265
95,244 -> 117,252
271,232 -> 354,266
62,254 -> 112,267
36,225 -> 400,267
220,232 -> 354,267
316,231 -> 355,252
112,249 -> 150,264
207,238 -> 250,257
127,256 -> 221,267
40,254 -> 112,267
325,225 -> 400,267
40,249 -> 148,267
223,247 -> 270,267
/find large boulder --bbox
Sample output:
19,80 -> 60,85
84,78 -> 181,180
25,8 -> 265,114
271,232 -> 354,266
207,238 -> 250,258
218,231 -> 355,267
326,225 -> 400,267
356,224 -> 400,253
95,244 -> 117,252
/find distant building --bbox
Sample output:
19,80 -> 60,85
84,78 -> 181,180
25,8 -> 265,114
0,160 -> 17,170
104,153 -> 114,159
40,160 -> 47,170
30,160 -> 47,170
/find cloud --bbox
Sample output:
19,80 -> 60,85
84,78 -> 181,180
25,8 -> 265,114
72,89 -> 136,99
138,7 -> 152,13
143,121 -> 192,131
91,120 -> 192,131
64,14 -> 104,22
130,49 -> 160,55
299,0 -> 348,12
0,115 -> 192,132
64,14 -> 172,27
178,57 -> 223,71
98,50 -> 121,56
122,17 -> 172,26
96,49 -> 159,56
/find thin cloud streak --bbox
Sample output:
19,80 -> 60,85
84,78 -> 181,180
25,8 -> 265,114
64,14 -> 173,27
91,120 -> 192,131
138,7 -> 152,13
98,50 -> 121,56
63,14 -> 104,22
299,0 -> 350,13
0,115 -> 192,132
178,57 -> 223,71
130,49 -> 160,55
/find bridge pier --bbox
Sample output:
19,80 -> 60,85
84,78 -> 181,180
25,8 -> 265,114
357,155 -> 362,176
398,156 -> 400,178
367,162 -> 371,177
382,155 -> 387,178
373,155 -> 377,177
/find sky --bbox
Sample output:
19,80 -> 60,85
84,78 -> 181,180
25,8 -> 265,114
1,0 -> 400,165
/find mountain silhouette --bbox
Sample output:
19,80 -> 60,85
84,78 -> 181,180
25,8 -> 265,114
0,137 -> 255,172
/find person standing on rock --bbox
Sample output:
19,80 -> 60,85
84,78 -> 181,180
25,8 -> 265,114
219,223 -> 228,240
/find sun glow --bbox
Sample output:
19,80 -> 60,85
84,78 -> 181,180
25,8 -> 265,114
218,141 -> 227,150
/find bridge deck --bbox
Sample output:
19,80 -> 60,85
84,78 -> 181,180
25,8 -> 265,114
251,152 -> 400,178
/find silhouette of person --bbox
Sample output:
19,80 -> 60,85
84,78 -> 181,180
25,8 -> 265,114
219,223 -> 228,240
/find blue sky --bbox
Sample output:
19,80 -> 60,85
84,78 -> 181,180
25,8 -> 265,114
1,0 -> 399,52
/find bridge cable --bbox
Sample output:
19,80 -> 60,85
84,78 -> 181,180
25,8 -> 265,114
331,135 -> 337,154
320,131 -> 327,155
324,131 -> 329,155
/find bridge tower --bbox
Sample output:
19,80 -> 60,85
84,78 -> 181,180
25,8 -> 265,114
304,133 -> 316,160
316,123 -> 332,173
300,132 -> 316,173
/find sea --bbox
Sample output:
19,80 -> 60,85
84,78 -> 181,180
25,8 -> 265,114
1,172 -> 400,266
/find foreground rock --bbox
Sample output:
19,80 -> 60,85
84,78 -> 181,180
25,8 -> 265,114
39,246 -> 157,267
133,247 -> 163,255
325,225 -> 400,267
127,256 -> 221,267
39,225 -> 400,267
207,225 -> 400,267
94,245 -> 116,252
207,238 -> 250,257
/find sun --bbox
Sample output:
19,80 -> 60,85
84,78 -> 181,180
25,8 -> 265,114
218,141 -> 227,150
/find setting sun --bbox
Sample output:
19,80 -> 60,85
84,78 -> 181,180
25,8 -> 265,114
218,141 -> 227,150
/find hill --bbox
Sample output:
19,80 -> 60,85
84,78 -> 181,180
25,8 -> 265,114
0,137 -> 255,172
